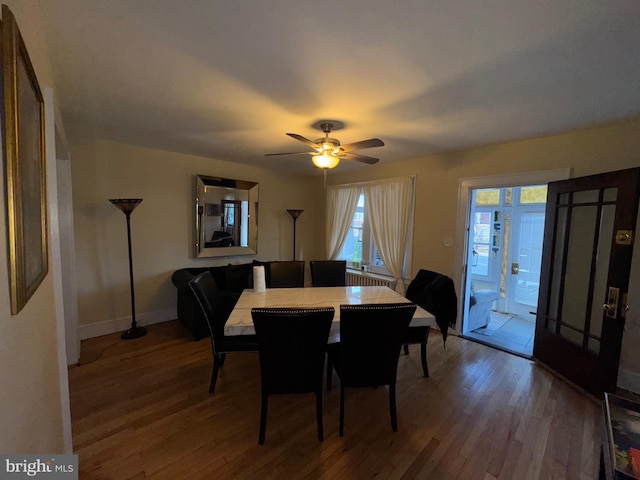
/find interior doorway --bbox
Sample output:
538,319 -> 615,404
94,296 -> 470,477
454,169 -> 571,357
462,185 -> 546,356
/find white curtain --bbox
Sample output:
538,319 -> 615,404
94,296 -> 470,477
325,184 -> 361,260
363,176 -> 415,294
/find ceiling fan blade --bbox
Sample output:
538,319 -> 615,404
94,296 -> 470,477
286,133 -> 321,149
341,152 -> 380,165
265,151 -> 315,156
340,138 -> 384,152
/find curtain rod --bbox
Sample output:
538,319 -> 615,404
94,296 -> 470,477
328,175 -> 416,189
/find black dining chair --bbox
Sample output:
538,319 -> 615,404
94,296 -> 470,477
326,303 -> 416,436
402,269 -> 458,377
267,261 -> 305,288
251,307 -> 335,444
189,272 -> 258,394
310,260 -> 347,287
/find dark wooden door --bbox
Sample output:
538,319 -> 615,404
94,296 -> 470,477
533,167 -> 640,397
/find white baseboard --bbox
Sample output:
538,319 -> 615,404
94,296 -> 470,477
78,308 -> 176,340
617,368 -> 640,394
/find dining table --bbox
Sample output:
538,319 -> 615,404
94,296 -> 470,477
224,285 -> 435,337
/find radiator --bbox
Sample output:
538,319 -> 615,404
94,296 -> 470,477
347,272 -> 396,289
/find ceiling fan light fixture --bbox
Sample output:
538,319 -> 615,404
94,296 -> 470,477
312,153 -> 340,169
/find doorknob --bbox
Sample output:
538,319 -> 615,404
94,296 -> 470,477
511,262 -> 519,274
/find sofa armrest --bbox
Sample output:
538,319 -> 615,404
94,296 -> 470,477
470,289 -> 499,307
171,269 -> 198,288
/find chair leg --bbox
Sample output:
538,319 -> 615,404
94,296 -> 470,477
219,353 -> 226,367
209,353 -> 222,393
420,342 -> 429,378
389,382 -> 398,432
326,357 -> 333,391
316,391 -> 324,441
339,386 -> 345,437
258,391 -> 268,445
403,344 -> 409,355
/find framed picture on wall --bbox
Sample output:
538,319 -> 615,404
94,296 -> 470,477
1,5 -> 48,315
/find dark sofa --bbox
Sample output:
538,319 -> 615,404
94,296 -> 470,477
172,260 -> 272,340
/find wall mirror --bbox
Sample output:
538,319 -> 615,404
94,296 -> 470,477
194,174 -> 259,257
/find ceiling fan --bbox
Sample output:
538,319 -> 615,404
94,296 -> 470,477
265,122 -> 384,169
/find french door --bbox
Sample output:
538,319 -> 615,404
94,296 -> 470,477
506,206 -> 545,318
533,167 -> 640,397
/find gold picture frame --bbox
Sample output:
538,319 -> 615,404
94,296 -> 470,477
1,5 -> 48,315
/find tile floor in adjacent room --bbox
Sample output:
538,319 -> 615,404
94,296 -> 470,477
463,312 -> 535,357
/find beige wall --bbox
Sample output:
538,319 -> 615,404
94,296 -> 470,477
70,139 -> 324,335
0,0 -> 69,453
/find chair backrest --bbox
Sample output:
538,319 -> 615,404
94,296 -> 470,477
310,260 -> 347,287
338,303 -> 416,387
251,307 -> 335,394
267,261 -> 305,288
189,271 -> 226,343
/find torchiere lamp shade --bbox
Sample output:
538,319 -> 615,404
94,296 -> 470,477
286,209 -> 304,220
109,198 -> 143,215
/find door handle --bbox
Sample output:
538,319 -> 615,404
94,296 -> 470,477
511,262 -> 519,274
603,286 -> 620,319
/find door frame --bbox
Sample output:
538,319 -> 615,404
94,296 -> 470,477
453,168 -> 571,335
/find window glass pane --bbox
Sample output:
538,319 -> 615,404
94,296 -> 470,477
520,185 -> 548,204
603,188 -> 617,202
514,212 -> 544,306
589,203 -> 615,352
560,325 -> 584,347
588,337 -> 600,354
476,189 -> 500,205
338,194 -> 364,266
471,211 -> 491,276
472,244 -> 489,276
558,193 -> 570,206
572,189 -> 599,204
372,247 -> 385,267
337,192 -> 388,272
561,204 -> 598,340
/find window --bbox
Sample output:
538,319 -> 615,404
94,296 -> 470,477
328,176 -> 415,281
337,192 -> 392,276
339,193 -> 365,267
471,211 -> 492,276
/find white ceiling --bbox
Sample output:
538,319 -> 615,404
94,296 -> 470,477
35,0 -> 640,175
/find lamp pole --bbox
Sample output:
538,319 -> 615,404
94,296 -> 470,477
110,198 -> 146,339
286,209 -> 304,260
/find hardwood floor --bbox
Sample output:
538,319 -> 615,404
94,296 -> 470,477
68,320 -> 602,479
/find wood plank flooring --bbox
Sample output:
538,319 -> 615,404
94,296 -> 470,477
68,320 -> 603,479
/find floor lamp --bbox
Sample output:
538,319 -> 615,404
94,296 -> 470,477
286,209 -> 303,260
110,198 -> 146,339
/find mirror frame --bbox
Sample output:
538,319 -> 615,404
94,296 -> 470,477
194,174 -> 259,257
